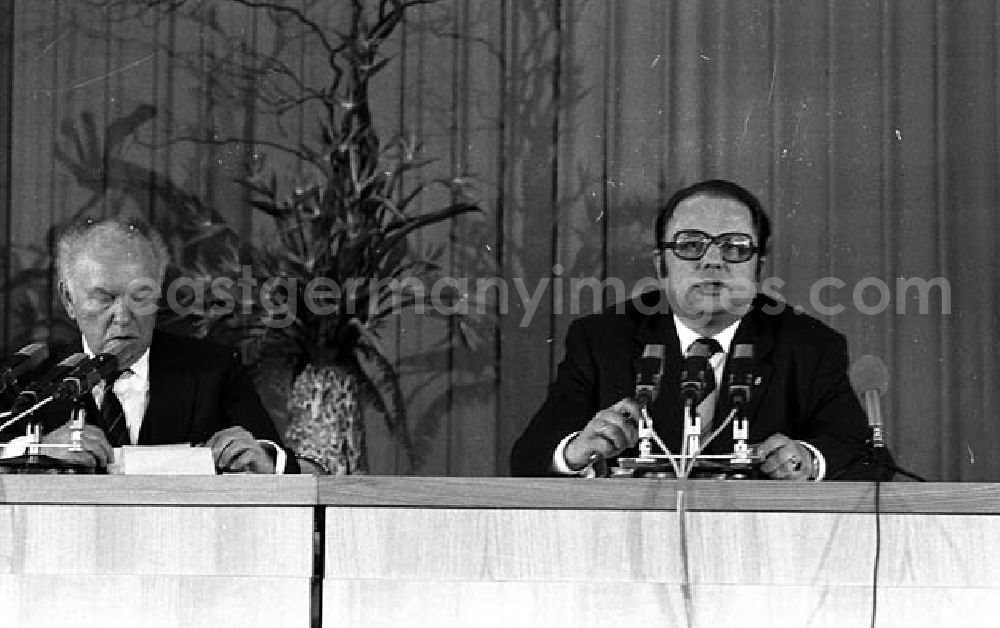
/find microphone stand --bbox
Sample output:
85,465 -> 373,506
833,377 -> 926,481
0,397 -> 98,474
833,433 -> 925,482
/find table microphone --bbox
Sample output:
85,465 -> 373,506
0,343 -> 49,395
726,344 -> 755,407
634,344 -> 666,408
680,342 -> 715,407
52,353 -> 120,401
835,354 -> 923,482
10,353 -> 88,415
849,354 -> 889,448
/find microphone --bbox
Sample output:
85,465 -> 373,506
680,342 -> 715,406
634,344 -> 666,408
0,343 -> 49,395
10,353 -> 89,414
849,354 -> 889,448
52,353 -> 119,401
726,344 -> 754,407
726,344 -> 755,467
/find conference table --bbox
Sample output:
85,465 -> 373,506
2,476 -> 999,627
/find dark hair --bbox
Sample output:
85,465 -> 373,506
654,179 -> 771,259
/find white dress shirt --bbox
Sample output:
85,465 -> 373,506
84,337 -> 150,445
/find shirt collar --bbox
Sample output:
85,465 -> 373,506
672,314 -> 741,356
80,336 -> 150,388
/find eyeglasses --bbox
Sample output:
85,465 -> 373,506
658,230 -> 758,263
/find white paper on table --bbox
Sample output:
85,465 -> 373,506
110,444 -> 215,475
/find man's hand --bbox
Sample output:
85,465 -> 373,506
205,427 -> 275,474
41,422 -> 114,469
563,399 -> 643,470
758,433 -> 815,481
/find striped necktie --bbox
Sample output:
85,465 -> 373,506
687,338 -> 723,432
98,370 -> 131,447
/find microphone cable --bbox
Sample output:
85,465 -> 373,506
870,478 -> 882,628
683,409 -> 736,476
673,409 -> 738,628
676,483 -> 694,628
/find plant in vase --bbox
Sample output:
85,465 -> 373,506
208,140 -> 480,475
182,2 -> 481,474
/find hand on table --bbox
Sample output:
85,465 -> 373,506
758,433 -> 815,481
205,427 -> 275,474
563,398 -> 643,470
41,422 -> 113,469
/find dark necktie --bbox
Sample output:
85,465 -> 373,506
99,371 -> 131,447
688,338 -> 724,430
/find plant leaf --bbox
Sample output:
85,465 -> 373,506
377,202 -> 480,261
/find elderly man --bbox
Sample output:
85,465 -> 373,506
2,216 -> 297,473
511,179 -> 883,480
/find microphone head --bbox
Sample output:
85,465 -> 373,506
53,353 -> 120,400
641,344 -> 666,360
59,353 -> 88,367
9,352 -> 87,413
686,341 -> 716,359
680,358 -> 714,404
1,343 -> 50,393
849,354 -> 889,397
727,344 -> 755,405
16,342 -> 49,361
635,344 -> 667,379
68,353 -> 120,384
25,352 -> 88,389
91,353 -> 120,380
680,340 -> 721,405
731,344 -> 753,360
634,344 -> 666,406
1,342 -> 48,375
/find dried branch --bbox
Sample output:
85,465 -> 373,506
219,0 -> 340,57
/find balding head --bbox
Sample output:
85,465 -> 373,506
56,217 -> 169,368
56,217 -> 169,291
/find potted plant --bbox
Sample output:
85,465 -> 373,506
188,0 -> 482,474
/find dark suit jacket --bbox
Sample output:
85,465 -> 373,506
2,332 -> 299,473
510,291 -> 885,480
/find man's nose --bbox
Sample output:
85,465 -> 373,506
110,296 -> 136,324
699,242 -> 726,267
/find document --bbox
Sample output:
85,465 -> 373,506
110,444 -> 216,475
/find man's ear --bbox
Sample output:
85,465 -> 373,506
654,251 -> 668,280
756,255 -> 767,280
58,280 -> 77,320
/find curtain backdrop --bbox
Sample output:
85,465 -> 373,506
0,0 -> 996,481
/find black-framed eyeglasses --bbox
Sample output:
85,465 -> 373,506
658,229 -> 758,263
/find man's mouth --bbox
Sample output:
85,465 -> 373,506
694,281 -> 727,294
101,336 -> 137,351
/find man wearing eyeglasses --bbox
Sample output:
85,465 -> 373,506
511,179 -> 877,480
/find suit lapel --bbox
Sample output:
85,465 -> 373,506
139,334 -> 197,445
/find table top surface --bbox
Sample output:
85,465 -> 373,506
1,475 -> 998,513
